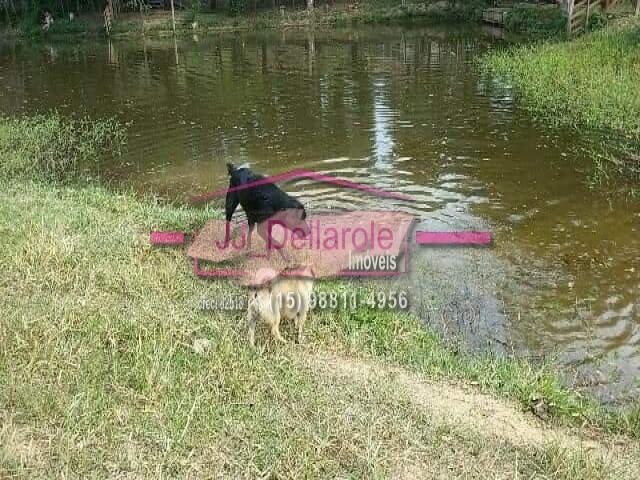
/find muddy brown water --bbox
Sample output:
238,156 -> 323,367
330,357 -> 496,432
1,26 -> 638,403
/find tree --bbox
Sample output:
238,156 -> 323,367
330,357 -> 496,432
169,0 -> 176,34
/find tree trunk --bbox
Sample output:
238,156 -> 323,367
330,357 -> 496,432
307,31 -> 314,75
170,0 -> 176,35
307,0 -> 313,11
103,0 -> 114,36
585,0 -> 591,28
636,0 -> 640,16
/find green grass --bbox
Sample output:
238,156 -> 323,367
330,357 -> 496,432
3,178 -> 637,478
504,4 -> 568,38
483,18 -> 640,163
313,285 -> 640,436
1,114 -> 639,476
25,18 -> 97,37
0,113 -> 126,181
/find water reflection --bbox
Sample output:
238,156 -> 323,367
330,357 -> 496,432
371,77 -> 395,168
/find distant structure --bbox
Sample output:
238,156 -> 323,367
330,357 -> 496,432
482,7 -> 510,25
562,0 -> 621,35
483,1 -> 637,35
104,0 -> 114,36
42,9 -> 54,31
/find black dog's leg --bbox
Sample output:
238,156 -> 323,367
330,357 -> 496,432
247,222 -> 255,253
223,190 -> 240,246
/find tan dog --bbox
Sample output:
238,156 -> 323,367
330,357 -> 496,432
246,270 -> 314,347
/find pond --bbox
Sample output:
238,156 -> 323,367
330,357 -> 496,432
1,25 -> 638,403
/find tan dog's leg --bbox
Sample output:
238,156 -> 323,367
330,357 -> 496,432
294,311 -> 306,344
247,292 -> 259,347
257,288 -> 286,344
296,280 -> 312,343
268,300 -> 286,343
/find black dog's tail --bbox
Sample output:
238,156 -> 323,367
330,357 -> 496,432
226,162 -> 236,175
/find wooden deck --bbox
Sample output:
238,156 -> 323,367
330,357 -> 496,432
567,0 -> 601,35
483,1 -> 638,35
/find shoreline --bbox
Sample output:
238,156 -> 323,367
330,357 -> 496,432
1,4 -> 483,40
481,16 -> 640,185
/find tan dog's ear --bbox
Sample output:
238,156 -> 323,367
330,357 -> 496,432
301,265 -> 315,279
241,267 -> 279,288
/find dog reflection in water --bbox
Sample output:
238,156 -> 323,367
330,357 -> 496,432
246,267 -> 314,347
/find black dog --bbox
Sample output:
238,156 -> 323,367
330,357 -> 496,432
224,163 -> 308,248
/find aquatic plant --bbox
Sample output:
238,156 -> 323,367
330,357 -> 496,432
483,18 -> 640,164
0,113 -> 126,181
504,4 -> 568,37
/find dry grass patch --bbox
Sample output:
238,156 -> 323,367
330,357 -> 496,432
1,177 -> 639,478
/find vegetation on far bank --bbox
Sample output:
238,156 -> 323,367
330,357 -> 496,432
503,3 -> 567,38
2,0 -> 495,38
8,0 -> 614,40
483,17 -> 640,181
4,1 -> 636,39
1,113 -> 640,476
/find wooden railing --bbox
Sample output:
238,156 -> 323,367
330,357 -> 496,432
567,0 -> 599,35
565,0 -> 634,35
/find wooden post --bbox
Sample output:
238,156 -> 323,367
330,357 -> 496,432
585,0 -> 591,30
103,0 -> 113,36
307,31 -> 314,75
566,0 -> 574,35
170,0 -> 176,35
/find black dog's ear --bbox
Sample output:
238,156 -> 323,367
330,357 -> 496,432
226,163 -> 236,175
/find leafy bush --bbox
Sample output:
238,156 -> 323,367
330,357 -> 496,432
444,0 -> 489,22
182,0 -> 204,25
483,19 -> 640,181
587,11 -> 608,32
228,0 -> 248,16
0,114 -> 126,181
17,6 -> 43,36
504,5 -> 566,37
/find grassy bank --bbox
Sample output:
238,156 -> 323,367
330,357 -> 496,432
503,3 -> 567,38
0,114 -> 125,181
1,114 -> 640,477
4,2 -> 572,40
483,17 -> 640,178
